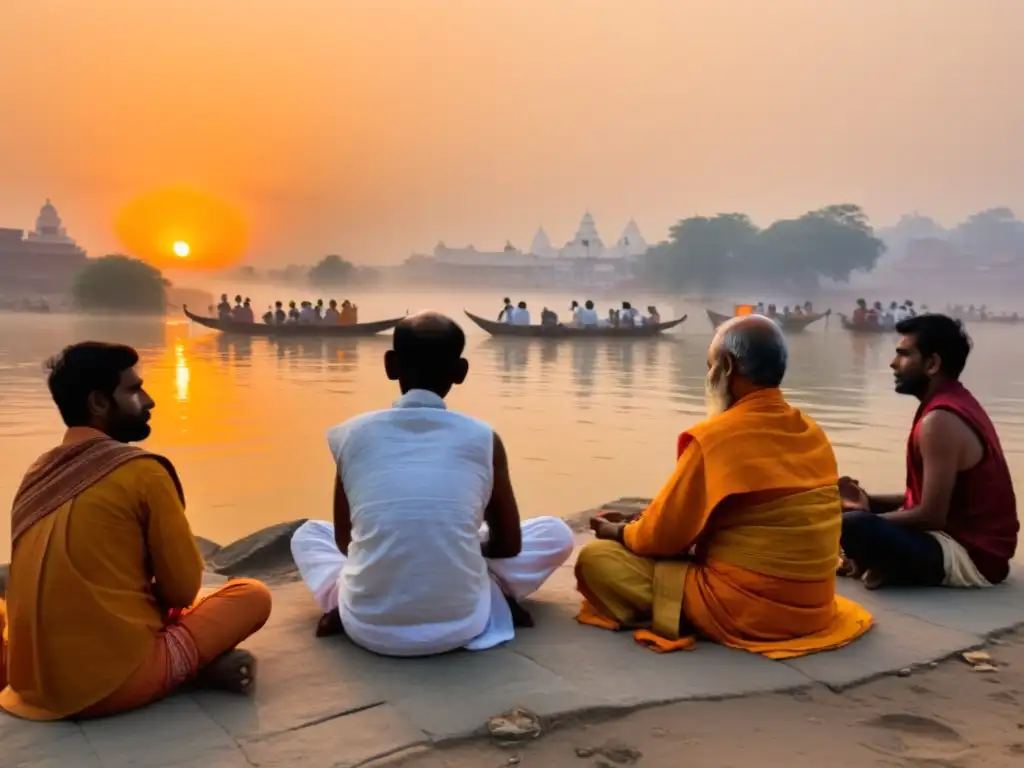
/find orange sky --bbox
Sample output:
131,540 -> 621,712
1,0 -> 1022,267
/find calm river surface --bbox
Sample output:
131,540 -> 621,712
1,289 -> 1022,562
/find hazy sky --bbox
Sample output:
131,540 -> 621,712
2,0 -> 1022,267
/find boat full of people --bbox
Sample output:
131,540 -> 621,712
706,302 -> 829,333
183,294 -> 403,337
839,299 -> 923,334
467,298 -> 686,337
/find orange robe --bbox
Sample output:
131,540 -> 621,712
0,427 -> 271,719
575,388 -> 873,657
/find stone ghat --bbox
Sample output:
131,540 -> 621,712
4,499 -> 1024,767
0,498 -> 646,591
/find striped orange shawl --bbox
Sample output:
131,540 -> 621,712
10,434 -> 183,547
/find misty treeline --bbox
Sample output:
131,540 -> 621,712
877,207 -> 1024,261
638,204 -> 884,294
236,255 -> 380,287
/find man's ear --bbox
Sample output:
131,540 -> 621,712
384,350 -> 399,381
86,390 -> 109,419
453,358 -> 469,386
720,353 -> 735,379
924,353 -> 942,377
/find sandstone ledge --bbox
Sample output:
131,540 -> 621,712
3,499 -> 1024,767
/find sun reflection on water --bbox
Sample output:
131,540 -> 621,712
174,342 -> 190,403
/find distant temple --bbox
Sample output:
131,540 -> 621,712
407,212 -> 649,288
0,200 -> 87,295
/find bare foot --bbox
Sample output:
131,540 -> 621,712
195,649 -> 256,694
316,610 -> 345,637
861,568 -> 886,590
837,555 -> 864,579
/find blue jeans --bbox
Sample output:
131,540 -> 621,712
840,509 -> 945,586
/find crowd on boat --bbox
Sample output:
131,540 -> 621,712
1,310 -> 1017,721
748,301 -> 818,319
498,298 -> 662,328
847,298 -> 925,329
216,294 -> 360,326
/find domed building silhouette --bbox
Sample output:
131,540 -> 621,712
407,212 -> 648,288
0,200 -> 88,295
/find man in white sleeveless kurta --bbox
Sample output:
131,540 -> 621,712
290,313 -> 574,657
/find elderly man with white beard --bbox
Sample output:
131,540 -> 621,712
573,315 -> 873,655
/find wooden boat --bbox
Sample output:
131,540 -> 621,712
183,307 -> 403,337
705,308 -> 828,333
463,310 -> 687,338
838,313 -> 893,334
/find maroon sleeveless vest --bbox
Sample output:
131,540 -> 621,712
904,381 -> 1018,583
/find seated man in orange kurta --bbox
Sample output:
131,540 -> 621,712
0,342 -> 272,720
576,315 -> 873,656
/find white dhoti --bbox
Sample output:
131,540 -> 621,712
290,516 -> 575,655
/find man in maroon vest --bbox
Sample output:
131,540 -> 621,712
840,314 -> 1018,589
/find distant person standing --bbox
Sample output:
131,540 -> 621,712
217,294 -> 232,320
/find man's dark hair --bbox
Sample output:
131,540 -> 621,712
392,317 -> 465,371
46,342 -> 139,427
895,313 -> 972,379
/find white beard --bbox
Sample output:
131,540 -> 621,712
705,369 -> 734,418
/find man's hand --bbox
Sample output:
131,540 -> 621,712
839,476 -> 870,511
594,509 -> 638,524
590,517 -> 625,542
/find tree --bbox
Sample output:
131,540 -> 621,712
72,255 -> 167,314
953,207 -> 1024,261
756,205 -> 885,290
644,213 -> 759,292
640,204 -> 885,292
308,254 -> 356,286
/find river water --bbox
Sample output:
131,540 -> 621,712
1,289 -> 1021,561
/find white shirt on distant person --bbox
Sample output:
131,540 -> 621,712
511,307 -> 531,325
578,308 -> 599,326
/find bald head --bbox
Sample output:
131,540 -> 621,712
386,311 -> 468,397
709,314 -> 788,389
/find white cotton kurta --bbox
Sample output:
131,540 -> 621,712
291,389 -> 574,657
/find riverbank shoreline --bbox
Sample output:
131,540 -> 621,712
4,498 -> 1024,767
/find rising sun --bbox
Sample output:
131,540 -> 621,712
172,241 -> 190,258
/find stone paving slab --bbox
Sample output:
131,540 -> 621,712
4,500 -> 1024,766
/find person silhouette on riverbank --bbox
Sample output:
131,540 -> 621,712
290,311 -> 574,656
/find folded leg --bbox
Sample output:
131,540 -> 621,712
77,579 -> 272,718
486,516 -> 575,600
290,519 -> 346,613
840,509 -> 944,586
574,539 -> 656,627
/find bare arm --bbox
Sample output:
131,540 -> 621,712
881,411 -> 965,530
482,433 -> 523,559
332,473 -> 352,555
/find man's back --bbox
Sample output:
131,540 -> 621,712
327,396 -> 494,655
3,458 -> 204,716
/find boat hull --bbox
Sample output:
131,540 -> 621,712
705,308 -> 827,333
838,314 -> 893,334
464,310 -> 686,338
184,307 -> 403,337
